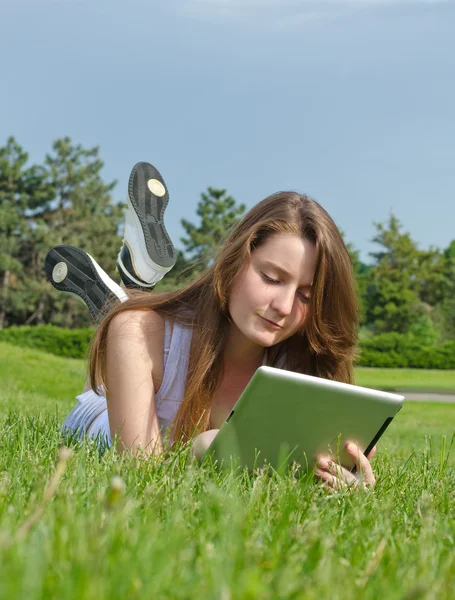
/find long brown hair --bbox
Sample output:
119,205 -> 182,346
89,192 -> 359,442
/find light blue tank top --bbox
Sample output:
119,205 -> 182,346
62,318 -> 193,443
64,317 -> 285,444
153,318 -> 193,433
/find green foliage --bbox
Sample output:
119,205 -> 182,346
365,215 -> 422,333
0,136 -> 124,329
343,236 -> 373,326
362,216 -> 455,342
0,324 -> 94,358
417,247 -> 448,306
431,242 -> 455,341
0,137 -> 54,328
180,187 -> 245,271
359,332 -> 455,369
407,314 -> 439,346
432,297 -> 455,342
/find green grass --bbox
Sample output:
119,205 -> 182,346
0,343 -> 454,599
356,367 -> 455,392
0,342 -> 85,415
2,342 -> 454,413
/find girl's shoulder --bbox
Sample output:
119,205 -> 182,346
107,308 -> 165,337
106,308 -> 166,374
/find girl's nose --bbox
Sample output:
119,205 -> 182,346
271,286 -> 295,316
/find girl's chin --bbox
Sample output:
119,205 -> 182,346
230,319 -> 283,348
248,329 -> 282,347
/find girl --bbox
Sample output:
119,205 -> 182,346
46,162 -> 376,490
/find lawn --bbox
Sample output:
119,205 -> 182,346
0,342 -> 454,599
0,342 -> 85,415
1,343 -> 454,414
356,367 -> 455,392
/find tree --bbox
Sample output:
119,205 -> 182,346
342,234 -> 373,327
0,137 -> 125,328
34,138 -> 125,327
365,214 -> 422,334
431,239 -> 455,341
0,137 -> 52,328
180,187 -> 246,271
442,239 -> 455,303
416,247 -> 447,307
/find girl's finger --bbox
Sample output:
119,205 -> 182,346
345,442 -> 376,486
328,460 -> 358,486
315,468 -> 344,490
314,468 -> 358,491
366,445 -> 377,459
316,460 -> 357,488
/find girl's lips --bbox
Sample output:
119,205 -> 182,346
260,316 -> 282,329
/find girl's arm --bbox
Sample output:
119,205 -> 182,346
105,309 -> 165,457
191,429 -> 220,461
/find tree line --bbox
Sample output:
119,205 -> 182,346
1,136 -> 454,344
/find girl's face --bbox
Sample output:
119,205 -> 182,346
228,233 -> 317,348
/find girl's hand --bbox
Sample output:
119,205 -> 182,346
314,442 -> 377,490
191,429 -> 220,461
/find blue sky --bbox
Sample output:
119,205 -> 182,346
1,0 -> 454,263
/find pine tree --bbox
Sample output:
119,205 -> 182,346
180,187 -> 245,271
0,137 -> 52,328
432,240 -> 455,341
366,215 -> 422,333
0,136 -> 124,327
35,138 -> 124,327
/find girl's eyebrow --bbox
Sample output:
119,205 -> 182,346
261,261 -> 313,289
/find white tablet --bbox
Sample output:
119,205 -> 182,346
205,366 -> 405,472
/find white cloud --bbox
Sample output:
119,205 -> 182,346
172,0 -> 450,22
183,0 -> 447,5
169,0 -> 450,34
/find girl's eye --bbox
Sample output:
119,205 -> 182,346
298,293 -> 311,304
261,272 -> 279,284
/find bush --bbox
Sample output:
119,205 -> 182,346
1,325 -> 454,369
407,314 -> 439,346
358,332 -> 455,369
0,325 -> 94,359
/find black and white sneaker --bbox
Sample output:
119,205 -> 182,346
117,162 -> 177,289
45,245 -> 128,322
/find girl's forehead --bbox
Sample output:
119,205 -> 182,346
253,233 -> 314,259
251,233 -> 317,284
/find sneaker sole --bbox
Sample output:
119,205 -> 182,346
127,162 -> 176,270
45,246 -> 127,322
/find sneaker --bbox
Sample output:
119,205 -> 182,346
45,245 -> 128,322
117,162 -> 177,288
